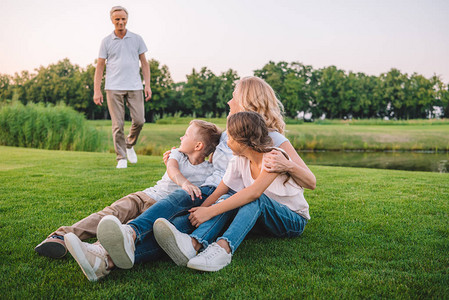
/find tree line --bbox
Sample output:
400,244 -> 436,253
1,58 -> 448,121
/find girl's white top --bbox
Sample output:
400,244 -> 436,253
223,148 -> 310,219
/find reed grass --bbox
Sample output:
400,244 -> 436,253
0,102 -> 105,152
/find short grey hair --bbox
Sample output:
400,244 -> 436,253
110,6 -> 128,17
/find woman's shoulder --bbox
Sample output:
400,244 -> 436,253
263,147 -> 290,161
268,130 -> 288,147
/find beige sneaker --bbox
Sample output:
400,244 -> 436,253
97,215 -> 135,269
65,233 -> 110,281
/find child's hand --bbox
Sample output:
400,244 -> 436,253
182,182 -> 202,201
188,207 -> 212,227
263,149 -> 291,173
163,147 -> 176,166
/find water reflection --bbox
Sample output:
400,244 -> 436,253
300,151 -> 449,173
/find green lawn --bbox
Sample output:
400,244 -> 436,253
0,146 -> 448,298
90,120 -> 449,155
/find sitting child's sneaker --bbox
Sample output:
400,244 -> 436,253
34,235 -> 67,259
187,242 -> 232,272
153,218 -> 197,266
97,215 -> 135,269
65,233 -> 110,282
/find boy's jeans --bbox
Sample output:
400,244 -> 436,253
128,186 -> 216,263
190,193 -> 308,254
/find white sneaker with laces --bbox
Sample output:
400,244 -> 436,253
65,233 -> 110,281
126,147 -> 138,164
187,242 -> 232,272
153,218 -> 197,266
97,215 -> 135,269
116,159 -> 127,169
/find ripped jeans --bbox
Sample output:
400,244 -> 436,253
128,186 -> 216,263
190,193 -> 308,254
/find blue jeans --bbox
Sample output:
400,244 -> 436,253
128,186 -> 216,263
190,192 -> 236,249
190,193 -> 308,254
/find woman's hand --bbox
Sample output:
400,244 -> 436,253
181,182 -> 202,201
263,149 -> 292,173
188,207 -> 213,227
163,147 -> 176,165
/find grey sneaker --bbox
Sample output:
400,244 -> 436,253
34,235 -> 67,258
187,242 -> 232,272
126,147 -> 138,164
65,233 -> 110,281
153,218 -> 197,266
97,215 -> 135,269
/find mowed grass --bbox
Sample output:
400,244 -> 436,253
90,120 -> 449,154
0,145 -> 448,298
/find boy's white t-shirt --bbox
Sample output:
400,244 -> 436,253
142,149 -> 214,201
222,149 -> 310,220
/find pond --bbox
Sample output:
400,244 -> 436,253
300,151 -> 449,173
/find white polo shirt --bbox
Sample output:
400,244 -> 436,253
99,30 -> 148,91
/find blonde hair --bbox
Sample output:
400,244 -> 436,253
189,120 -> 222,157
234,76 -> 285,134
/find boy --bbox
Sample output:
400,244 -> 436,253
35,120 -> 222,259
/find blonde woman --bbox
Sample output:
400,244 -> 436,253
225,76 -> 315,190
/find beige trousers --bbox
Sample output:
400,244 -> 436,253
52,192 -> 156,241
106,90 -> 145,161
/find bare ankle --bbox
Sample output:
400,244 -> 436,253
107,255 -> 115,270
191,237 -> 201,251
217,239 -> 231,254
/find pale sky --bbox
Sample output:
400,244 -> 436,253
1,0 -> 448,83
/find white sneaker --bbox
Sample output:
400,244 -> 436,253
116,159 -> 127,169
187,242 -> 232,272
64,233 -> 110,281
153,218 -> 197,266
97,215 -> 135,269
126,147 -> 138,164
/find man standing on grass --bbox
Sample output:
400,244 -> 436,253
94,6 -> 152,168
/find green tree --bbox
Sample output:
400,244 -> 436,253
404,74 -> 435,119
255,61 -> 313,118
0,74 -> 13,102
143,59 -> 174,122
216,69 -> 239,117
77,63 -> 109,120
312,66 -> 349,119
379,69 -> 408,119
181,67 -> 218,117
11,71 -> 33,104
26,58 -> 81,105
